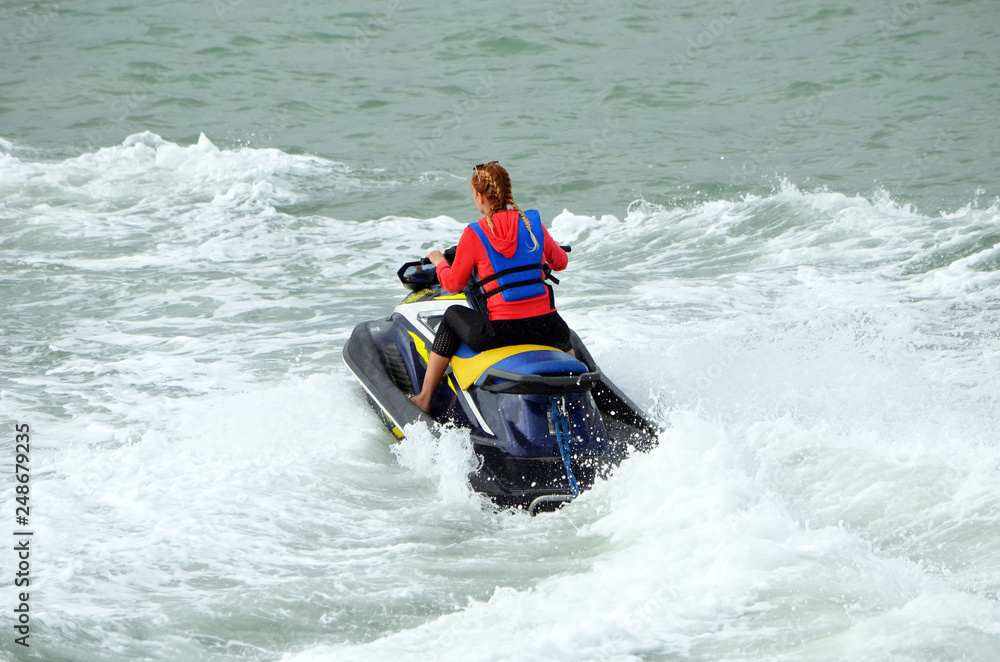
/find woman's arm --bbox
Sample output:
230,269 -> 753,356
541,224 -> 568,272
431,227 -> 480,293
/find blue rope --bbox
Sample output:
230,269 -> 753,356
548,395 -> 580,497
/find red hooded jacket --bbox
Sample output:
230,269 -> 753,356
436,209 -> 568,320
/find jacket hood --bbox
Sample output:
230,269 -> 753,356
477,209 -> 522,258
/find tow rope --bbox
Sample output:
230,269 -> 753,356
548,395 -> 580,497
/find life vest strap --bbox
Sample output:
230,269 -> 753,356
481,276 -> 547,299
474,263 -> 545,294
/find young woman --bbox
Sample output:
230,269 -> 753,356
409,162 -> 573,413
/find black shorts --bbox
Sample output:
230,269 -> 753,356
431,306 -> 573,358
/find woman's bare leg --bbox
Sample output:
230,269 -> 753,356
409,351 -> 450,414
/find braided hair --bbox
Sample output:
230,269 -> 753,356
471,162 -> 540,251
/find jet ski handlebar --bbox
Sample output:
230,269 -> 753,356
398,245 -> 571,291
418,245 -> 571,266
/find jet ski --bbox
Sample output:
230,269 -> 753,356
342,248 -> 659,514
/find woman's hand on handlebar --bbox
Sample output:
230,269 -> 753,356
426,250 -> 446,266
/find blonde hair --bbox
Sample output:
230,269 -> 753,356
472,162 -> 540,251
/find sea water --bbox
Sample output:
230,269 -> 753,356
1,1 -> 999,660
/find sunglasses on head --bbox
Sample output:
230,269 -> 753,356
474,161 -> 498,170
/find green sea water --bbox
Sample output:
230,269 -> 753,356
3,0 -> 997,220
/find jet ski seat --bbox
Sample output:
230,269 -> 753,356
451,344 -> 592,391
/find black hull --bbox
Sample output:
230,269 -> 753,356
344,317 -> 659,512
343,320 -> 434,436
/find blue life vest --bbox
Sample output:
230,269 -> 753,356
469,209 -> 547,302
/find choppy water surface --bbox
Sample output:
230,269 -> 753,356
1,0 -> 999,660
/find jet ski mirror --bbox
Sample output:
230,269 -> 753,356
398,261 -> 438,291
397,246 -> 459,291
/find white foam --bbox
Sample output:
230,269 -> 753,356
8,153 -> 1000,659
0,132 -> 355,232
392,423 -> 484,510
288,412 -> 1000,662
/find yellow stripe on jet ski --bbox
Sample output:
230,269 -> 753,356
434,294 -> 467,300
407,331 -> 429,364
451,344 -> 562,390
402,289 -> 434,304
408,330 -> 460,395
